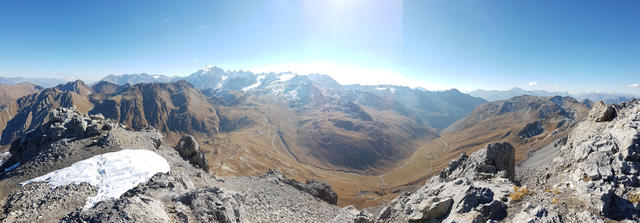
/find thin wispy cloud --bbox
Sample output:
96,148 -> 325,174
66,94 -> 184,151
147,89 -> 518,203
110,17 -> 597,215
629,83 -> 639,88
163,18 -> 169,23
199,25 -> 207,30
528,82 -> 538,87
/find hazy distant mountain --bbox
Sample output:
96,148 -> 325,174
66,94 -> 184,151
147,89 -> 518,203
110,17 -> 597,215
470,87 -> 637,104
573,92 -> 637,104
0,77 -> 66,88
469,88 -> 571,101
101,73 -> 176,85
333,84 -> 487,129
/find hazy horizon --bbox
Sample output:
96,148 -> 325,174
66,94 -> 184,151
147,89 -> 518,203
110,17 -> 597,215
1,0 -> 638,94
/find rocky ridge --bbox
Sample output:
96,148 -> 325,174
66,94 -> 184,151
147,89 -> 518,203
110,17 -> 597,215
534,99 -> 640,221
376,99 -> 640,222
379,142 -> 516,222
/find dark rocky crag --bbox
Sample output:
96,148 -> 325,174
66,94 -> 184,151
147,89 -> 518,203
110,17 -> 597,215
174,134 -> 210,172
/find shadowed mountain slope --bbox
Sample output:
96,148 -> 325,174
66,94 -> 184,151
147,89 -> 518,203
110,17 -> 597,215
0,80 -> 219,145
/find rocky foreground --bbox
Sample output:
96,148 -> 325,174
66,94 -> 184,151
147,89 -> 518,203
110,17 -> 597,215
1,99 -> 640,222
378,100 -> 640,223
0,107 -> 357,223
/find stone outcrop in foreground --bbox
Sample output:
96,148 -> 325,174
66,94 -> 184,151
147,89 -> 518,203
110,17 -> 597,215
379,142 -> 517,222
0,106 -> 362,223
175,134 -> 210,172
376,99 -> 640,222
545,99 -> 640,221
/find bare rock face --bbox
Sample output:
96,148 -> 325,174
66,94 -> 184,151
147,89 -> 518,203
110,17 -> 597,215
175,135 -> 210,172
302,179 -> 339,205
380,143 -> 516,222
440,142 -> 516,181
61,172 -> 245,223
511,204 -> 561,223
173,187 -> 245,223
588,101 -> 617,122
546,100 -> 640,221
0,107 -> 114,171
261,169 -> 338,205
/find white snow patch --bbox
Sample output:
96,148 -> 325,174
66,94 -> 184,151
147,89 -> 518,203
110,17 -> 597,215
276,73 -> 296,82
221,75 -> 228,81
375,87 -> 396,93
285,89 -> 298,99
242,74 -> 266,91
152,75 -> 160,79
202,65 -> 215,72
21,149 -> 170,208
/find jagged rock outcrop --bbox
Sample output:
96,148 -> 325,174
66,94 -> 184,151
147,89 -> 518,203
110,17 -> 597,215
261,169 -> 338,205
380,142 -> 516,222
0,107 -> 117,171
173,187 -> 245,222
511,99 -> 640,222
440,142 -> 516,181
542,100 -> 640,221
588,101 -> 617,122
0,87 -> 89,145
175,135 -> 210,172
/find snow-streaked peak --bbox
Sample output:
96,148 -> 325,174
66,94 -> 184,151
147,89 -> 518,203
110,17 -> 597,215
276,73 -> 296,82
21,149 -> 170,209
242,74 -> 266,91
202,65 -> 216,73
375,86 -> 397,93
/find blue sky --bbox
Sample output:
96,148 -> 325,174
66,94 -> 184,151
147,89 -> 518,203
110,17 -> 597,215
0,0 -> 638,94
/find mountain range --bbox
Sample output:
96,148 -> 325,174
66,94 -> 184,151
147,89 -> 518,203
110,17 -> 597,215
0,79 -> 638,222
470,87 -> 637,104
0,77 -> 66,88
0,66 -> 638,211
0,68 -> 488,208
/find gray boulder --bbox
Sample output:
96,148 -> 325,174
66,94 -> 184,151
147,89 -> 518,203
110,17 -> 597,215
588,101 -> 617,122
440,142 -> 515,181
303,179 -> 339,205
353,210 -> 373,223
512,204 -> 561,223
261,169 -> 339,205
173,187 -> 245,223
408,197 -> 454,221
175,135 -> 210,172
